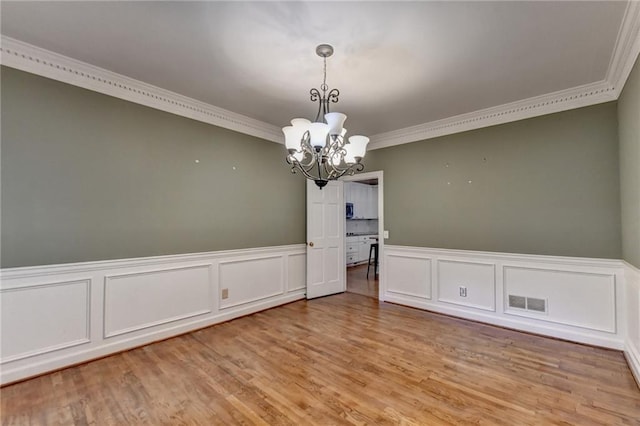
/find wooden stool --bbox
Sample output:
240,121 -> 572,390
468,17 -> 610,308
367,243 -> 379,279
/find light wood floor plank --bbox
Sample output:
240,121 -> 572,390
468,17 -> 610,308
2,292 -> 639,425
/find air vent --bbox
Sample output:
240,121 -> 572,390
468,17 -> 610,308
526,297 -> 546,313
508,295 -> 547,313
508,295 -> 526,309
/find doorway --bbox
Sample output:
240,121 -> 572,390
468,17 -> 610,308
342,171 -> 384,301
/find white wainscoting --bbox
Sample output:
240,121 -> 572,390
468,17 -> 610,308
386,254 -> 432,300
287,253 -> 306,293
438,259 -> 495,311
104,265 -> 212,338
0,244 -> 306,385
382,246 -> 626,350
503,266 -> 616,333
1,279 -> 91,363
3,243 -> 638,387
624,262 -> 640,385
218,256 -> 284,310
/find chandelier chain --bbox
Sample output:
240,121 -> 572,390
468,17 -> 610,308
321,56 -> 328,92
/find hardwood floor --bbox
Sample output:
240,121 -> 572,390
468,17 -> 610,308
346,264 -> 378,299
2,293 -> 639,425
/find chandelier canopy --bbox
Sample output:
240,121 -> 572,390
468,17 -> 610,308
283,44 -> 369,189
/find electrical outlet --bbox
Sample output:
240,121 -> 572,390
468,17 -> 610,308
221,288 -> 229,299
459,286 -> 467,297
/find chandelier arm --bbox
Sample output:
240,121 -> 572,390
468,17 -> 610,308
339,163 -> 364,179
321,135 -> 336,158
332,168 -> 350,180
326,89 -> 340,106
296,165 -> 317,181
299,156 -> 315,168
309,88 -> 321,102
317,153 -> 326,181
310,88 -> 323,122
293,151 -> 325,180
330,162 -> 353,176
299,164 -> 319,181
287,152 -> 313,169
297,133 -> 317,168
326,154 -> 353,179
323,157 -> 338,180
286,157 -> 304,176
289,156 -> 323,182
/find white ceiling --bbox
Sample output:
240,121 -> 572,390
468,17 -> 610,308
0,1 -> 631,138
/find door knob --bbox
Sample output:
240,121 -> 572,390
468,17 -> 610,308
308,242 -> 314,247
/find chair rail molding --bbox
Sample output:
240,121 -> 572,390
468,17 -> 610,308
0,244 -> 306,385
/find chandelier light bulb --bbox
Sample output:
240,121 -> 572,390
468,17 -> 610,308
325,112 -> 347,137
291,118 -> 311,129
282,126 -> 303,152
308,122 -> 330,150
347,135 -> 369,159
343,150 -> 357,165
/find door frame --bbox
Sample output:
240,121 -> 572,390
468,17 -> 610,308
342,170 -> 385,301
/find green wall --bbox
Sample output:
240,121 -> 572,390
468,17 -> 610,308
618,56 -> 640,269
1,67 -> 306,268
366,102 -> 622,259
1,64 -> 632,267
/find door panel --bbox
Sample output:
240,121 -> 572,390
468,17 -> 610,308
308,203 -> 324,240
306,180 -> 345,299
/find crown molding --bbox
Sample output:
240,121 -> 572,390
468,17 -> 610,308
606,0 -> 640,97
0,36 -> 284,144
2,1 -> 639,152
368,0 -> 640,150
367,80 -> 616,150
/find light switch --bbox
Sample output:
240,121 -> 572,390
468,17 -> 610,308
383,230 -> 389,239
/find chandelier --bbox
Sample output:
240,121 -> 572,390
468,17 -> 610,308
282,44 -> 369,189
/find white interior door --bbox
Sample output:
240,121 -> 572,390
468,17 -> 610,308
306,180 -> 345,299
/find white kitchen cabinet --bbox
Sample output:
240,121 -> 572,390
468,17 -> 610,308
345,182 -> 353,204
345,182 -> 378,220
353,183 -> 365,219
369,185 -> 378,218
359,240 -> 371,263
346,236 -> 361,265
346,240 -> 360,254
360,236 -> 377,264
346,235 -> 378,265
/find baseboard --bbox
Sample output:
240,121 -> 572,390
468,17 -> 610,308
625,340 -> 640,388
384,293 -> 624,350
